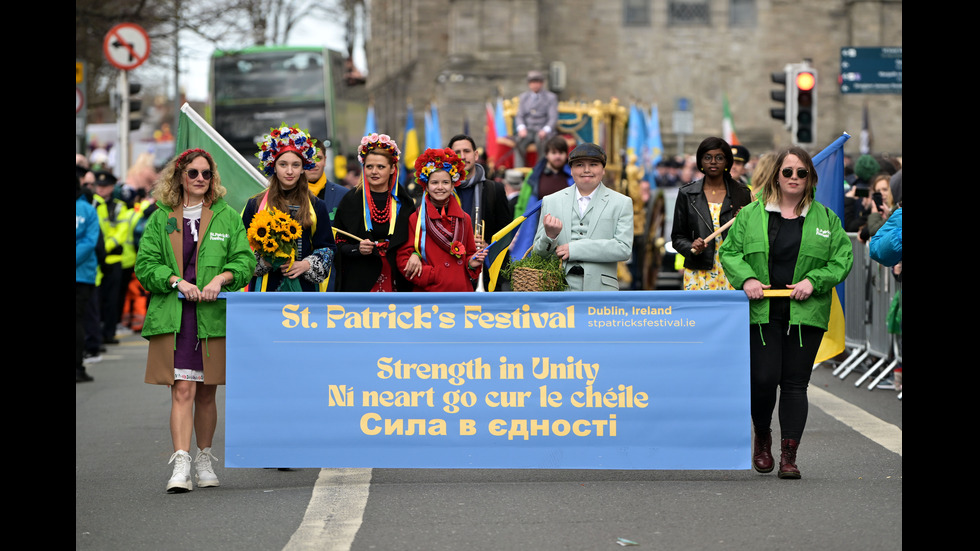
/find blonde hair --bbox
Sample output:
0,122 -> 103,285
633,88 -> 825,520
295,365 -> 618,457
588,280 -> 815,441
750,153 -> 777,199
152,149 -> 226,208
871,172 -> 894,208
759,147 -> 817,216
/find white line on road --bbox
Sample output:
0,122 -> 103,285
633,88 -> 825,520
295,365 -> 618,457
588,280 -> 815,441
810,386 -> 902,456
283,390 -> 898,550
282,468 -> 372,551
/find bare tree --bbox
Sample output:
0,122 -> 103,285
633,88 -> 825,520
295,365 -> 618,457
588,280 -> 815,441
239,0 -> 346,46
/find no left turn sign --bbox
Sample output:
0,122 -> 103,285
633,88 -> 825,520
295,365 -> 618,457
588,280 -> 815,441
103,23 -> 150,71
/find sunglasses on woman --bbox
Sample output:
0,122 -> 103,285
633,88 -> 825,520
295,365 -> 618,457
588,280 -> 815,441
185,169 -> 213,180
781,168 -> 808,179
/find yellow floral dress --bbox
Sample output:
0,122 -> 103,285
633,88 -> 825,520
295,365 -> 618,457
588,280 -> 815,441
683,201 -> 734,291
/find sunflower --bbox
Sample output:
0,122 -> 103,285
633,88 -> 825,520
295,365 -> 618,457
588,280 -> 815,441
282,219 -> 302,242
251,209 -> 273,227
247,223 -> 267,242
262,238 -> 279,254
270,209 -> 291,232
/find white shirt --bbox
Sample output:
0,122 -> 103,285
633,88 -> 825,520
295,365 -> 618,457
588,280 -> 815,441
574,186 -> 596,217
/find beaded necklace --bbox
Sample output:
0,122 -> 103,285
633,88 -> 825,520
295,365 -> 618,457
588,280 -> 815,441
367,188 -> 392,224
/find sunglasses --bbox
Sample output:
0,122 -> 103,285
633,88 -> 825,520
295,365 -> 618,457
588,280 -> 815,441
185,169 -> 213,180
781,168 -> 808,179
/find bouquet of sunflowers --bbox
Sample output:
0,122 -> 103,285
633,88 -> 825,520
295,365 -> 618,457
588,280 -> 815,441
246,207 -> 304,291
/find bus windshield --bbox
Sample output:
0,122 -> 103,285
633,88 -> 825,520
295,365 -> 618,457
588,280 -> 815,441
213,50 -> 326,104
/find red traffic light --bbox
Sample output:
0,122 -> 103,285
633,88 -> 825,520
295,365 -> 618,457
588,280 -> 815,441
796,71 -> 816,91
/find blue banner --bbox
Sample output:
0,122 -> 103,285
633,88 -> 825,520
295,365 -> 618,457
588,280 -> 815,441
226,291 -> 750,469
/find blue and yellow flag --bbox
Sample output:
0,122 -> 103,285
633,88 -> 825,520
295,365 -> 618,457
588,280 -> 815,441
364,104 -> 376,136
812,133 -> 851,363
425,102 -> 443,150
403,104 -> 420,169
627,103 -> 646,168
486,200 -> 542,291
645,105 -> 664,179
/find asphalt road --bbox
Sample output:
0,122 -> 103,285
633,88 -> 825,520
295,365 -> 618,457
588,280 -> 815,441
77,332 -> 901,551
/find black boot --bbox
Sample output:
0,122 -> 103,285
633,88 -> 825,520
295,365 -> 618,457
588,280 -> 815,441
76,367 -> 94,383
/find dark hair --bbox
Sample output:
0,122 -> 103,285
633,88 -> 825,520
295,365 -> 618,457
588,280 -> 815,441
447,134 -> 476,151
345,155 -> 361,176
695,137 -> 733,172
310,137 -> 326,154
544,135 -> 569,154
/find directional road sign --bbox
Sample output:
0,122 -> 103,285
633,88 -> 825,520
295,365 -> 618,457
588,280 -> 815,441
839,47 -> 902,94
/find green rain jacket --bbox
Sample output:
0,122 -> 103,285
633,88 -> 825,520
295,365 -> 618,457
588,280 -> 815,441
719,200 -> 853,330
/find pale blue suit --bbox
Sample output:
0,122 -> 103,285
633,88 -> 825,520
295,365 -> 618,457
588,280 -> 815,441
532,183 -> 633,291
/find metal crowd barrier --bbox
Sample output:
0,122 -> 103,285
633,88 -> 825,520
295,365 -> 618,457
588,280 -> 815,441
831,233 -> 902,391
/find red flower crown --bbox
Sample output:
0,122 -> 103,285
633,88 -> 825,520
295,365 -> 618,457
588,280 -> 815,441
414,148 -> 466,188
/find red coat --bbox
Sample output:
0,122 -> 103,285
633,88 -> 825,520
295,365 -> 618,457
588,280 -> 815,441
398,198 -> 481,292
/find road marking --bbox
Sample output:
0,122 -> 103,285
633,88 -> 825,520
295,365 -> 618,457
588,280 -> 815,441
283,468 -> 372,551
810,386 -> 902,456
281,390 -> 896,550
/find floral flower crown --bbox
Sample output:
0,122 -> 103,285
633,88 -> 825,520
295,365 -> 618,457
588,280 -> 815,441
414,148 -> 466,188
256,125 -> 318,176
358,133 -> 401,165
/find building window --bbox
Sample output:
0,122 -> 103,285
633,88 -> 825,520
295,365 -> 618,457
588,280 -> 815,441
624,0 -> 651,26
730,0 -> 756,28
668,0 -> 710,26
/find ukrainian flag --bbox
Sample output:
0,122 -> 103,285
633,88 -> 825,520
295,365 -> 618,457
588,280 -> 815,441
486,200 -> 541,291
403,104 -> 420,169
812,133 -> 851,363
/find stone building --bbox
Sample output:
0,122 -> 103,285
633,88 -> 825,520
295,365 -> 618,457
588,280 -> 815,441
365,0 -> 902,159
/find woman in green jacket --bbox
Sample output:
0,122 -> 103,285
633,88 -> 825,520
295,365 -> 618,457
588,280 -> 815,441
135,149 -> 256,493
719,146 -> 853,479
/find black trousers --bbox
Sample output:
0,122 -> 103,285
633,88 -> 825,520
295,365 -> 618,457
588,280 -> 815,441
99,263 -> 122,341
76,282 -> 93,369
749,322 -> 823,442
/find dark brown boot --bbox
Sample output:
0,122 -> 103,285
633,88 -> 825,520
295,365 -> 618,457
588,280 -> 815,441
778,439 -> 801,479
753,428 -> 774,473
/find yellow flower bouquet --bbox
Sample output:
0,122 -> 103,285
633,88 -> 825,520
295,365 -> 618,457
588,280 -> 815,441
246,207 -> 304,291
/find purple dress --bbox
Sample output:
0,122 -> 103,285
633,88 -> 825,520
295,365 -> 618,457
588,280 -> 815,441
174,217 -> 204,381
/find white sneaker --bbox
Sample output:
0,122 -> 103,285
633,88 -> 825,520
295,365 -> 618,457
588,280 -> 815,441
166,450 -> 193,493
194,447 -> 220,488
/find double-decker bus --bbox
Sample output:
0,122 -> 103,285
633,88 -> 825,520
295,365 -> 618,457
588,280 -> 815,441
209,46 -> 364,179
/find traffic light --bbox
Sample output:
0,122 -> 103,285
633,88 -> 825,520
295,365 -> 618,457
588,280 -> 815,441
127,82 -> 143,132
770,65 -> 794,129
112,82 -> 142,132
791,67 -> 817,147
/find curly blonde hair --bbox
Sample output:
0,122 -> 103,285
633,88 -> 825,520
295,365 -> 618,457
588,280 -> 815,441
153,149 -> 227,208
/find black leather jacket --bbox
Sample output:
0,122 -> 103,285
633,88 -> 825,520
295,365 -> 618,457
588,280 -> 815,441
671,177 -> 752,270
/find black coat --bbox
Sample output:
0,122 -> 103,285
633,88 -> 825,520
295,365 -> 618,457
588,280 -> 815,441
671,178 -> 752,270
333,186 -> 416,292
